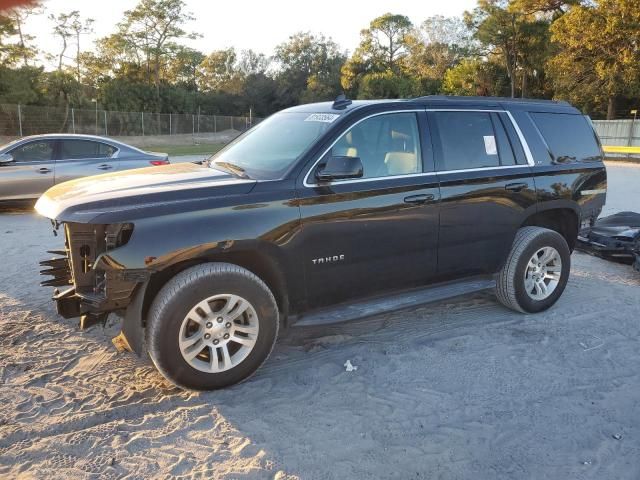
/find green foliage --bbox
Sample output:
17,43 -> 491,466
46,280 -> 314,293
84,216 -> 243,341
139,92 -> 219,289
357,71 -> 418,99
342,13 -> 417,98
0,65 -> 43,104
0,0 -> 638,120
548,0 -> 640,119
442,58 -> 509,96
0,9 -> 39,67
273,32 -> 345,108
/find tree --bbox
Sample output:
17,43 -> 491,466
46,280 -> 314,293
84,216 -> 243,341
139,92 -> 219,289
421,15 -> 475,50
49,11 -> 94,79
273,32 -> 345,107
5,3 -> 41,66
511,0 -> 578,15
49,11 -> 74,71
165,46 -> 204,89
357,71 -> 418,99
341,14 -> 415,98
360,13 -> 413,71
442,58 -> 509,96
0,7 -> 40,67
110,0 -> 199,109
198,48 -> 242,94
465,0 -> 554,98
0,65 -> 43,104
70,12 -> 94,82
237,49 -> 270,76
548,0 -> 640,119
403,16 -> 475,95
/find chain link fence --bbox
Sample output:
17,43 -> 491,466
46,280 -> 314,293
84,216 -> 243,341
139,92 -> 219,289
0,104 -> 261,138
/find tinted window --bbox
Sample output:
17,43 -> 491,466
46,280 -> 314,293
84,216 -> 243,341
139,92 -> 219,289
492,114 -> 516,166
530,112 -> 601,163
10,140 -> 55,162
433,112 -> 499,170
327,112 -> 422,179
499,112 -> 527,164
60,140 -> 115,159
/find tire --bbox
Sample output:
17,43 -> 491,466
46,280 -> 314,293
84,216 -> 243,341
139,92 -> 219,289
496,226 -> 571,314
147,262 -> 279,390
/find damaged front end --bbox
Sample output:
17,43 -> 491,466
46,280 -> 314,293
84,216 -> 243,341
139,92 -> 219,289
576,211 -> 640,271
40,222 -> 148,336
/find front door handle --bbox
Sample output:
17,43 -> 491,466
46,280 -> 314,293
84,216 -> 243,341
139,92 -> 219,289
505,182 -> 528,192
404,193 -> 435,204
97,164 -> 113,170
38,167 -> 51,174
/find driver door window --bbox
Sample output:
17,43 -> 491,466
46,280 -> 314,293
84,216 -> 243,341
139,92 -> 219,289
10,141 -> 55,162
329,112 -> 422,179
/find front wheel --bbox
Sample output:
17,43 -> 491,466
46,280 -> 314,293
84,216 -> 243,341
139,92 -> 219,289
146,263 -> 279,390
496,227 -> 571,313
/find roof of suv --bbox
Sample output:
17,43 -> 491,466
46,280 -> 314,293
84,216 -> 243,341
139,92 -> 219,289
284,95 -> 580,115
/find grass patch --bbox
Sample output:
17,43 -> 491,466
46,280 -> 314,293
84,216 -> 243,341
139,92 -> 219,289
144,143 -> 225,157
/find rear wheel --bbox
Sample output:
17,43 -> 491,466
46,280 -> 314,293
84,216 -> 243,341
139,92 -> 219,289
147,263 -> 279,390
496,227 -> 571,313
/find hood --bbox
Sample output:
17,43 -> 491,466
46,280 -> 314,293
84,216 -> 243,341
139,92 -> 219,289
35,162 -> 256,223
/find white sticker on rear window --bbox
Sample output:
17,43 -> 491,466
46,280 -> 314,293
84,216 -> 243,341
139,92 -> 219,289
305,113 -> 340,123
484,135 -> 497,155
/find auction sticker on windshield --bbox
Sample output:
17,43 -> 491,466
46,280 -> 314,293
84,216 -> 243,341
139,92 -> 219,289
305,113 -> 340,123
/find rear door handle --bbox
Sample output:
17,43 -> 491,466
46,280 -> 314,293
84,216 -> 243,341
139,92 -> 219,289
404,193 -> 435,204
505,182 -> 528,192
97,164 -> 113,170
38,167 -> 52,174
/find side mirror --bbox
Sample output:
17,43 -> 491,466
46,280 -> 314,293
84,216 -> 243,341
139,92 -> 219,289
0,153 -> 14,165
316,156 -> 363,182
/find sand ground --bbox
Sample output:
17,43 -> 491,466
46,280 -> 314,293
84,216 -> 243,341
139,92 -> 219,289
0,162 -> 639,479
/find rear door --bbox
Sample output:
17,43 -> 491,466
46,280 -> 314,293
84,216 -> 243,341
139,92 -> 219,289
428,109 -> 537,277
295,110 -> 441,310
54,139 -> 120,184
0,139 -> 57,200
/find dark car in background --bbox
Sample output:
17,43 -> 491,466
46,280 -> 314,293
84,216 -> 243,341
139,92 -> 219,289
0,134 -> 169,201
35,95 -> 607,390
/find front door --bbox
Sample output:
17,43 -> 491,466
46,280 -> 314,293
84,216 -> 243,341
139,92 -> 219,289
0,139 -> 57,200
296,110 -> 441,310
428,109 -> 537,276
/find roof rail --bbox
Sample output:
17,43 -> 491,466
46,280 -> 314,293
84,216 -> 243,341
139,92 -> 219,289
413,95 -> 570,106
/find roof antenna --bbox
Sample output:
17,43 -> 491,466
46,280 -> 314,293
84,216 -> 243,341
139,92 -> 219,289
333,93 -> 352,110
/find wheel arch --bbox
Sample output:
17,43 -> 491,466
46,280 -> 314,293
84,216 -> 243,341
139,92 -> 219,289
521,207 -> 579,251
141,249 -> 290,329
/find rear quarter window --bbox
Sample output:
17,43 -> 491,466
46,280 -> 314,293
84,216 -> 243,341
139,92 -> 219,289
530,112 -> 602,163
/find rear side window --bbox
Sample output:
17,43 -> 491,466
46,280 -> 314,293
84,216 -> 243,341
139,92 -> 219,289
530,112 -> 601,163
60,140 -> 116,160
432,111 -> 521,171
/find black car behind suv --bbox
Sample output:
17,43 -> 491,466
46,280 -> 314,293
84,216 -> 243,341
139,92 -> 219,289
36,95 -> 607,390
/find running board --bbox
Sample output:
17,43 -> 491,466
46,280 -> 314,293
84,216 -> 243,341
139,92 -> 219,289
292,278 -> 495,327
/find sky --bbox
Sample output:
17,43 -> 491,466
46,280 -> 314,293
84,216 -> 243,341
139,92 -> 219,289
23,0 -> 477,66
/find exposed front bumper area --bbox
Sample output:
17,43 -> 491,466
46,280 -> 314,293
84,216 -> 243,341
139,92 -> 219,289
40,221 -> 146,324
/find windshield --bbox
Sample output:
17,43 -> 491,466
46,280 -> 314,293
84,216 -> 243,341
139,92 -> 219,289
209,112 -> 339,179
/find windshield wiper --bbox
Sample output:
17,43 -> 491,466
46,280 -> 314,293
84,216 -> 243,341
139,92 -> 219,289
212,161 -> 250,179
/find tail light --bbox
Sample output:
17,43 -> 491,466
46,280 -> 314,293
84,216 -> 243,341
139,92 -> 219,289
149,160 -> 169,166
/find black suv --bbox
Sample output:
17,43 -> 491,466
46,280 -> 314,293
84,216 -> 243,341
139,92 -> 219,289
36,95 -> 607,390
